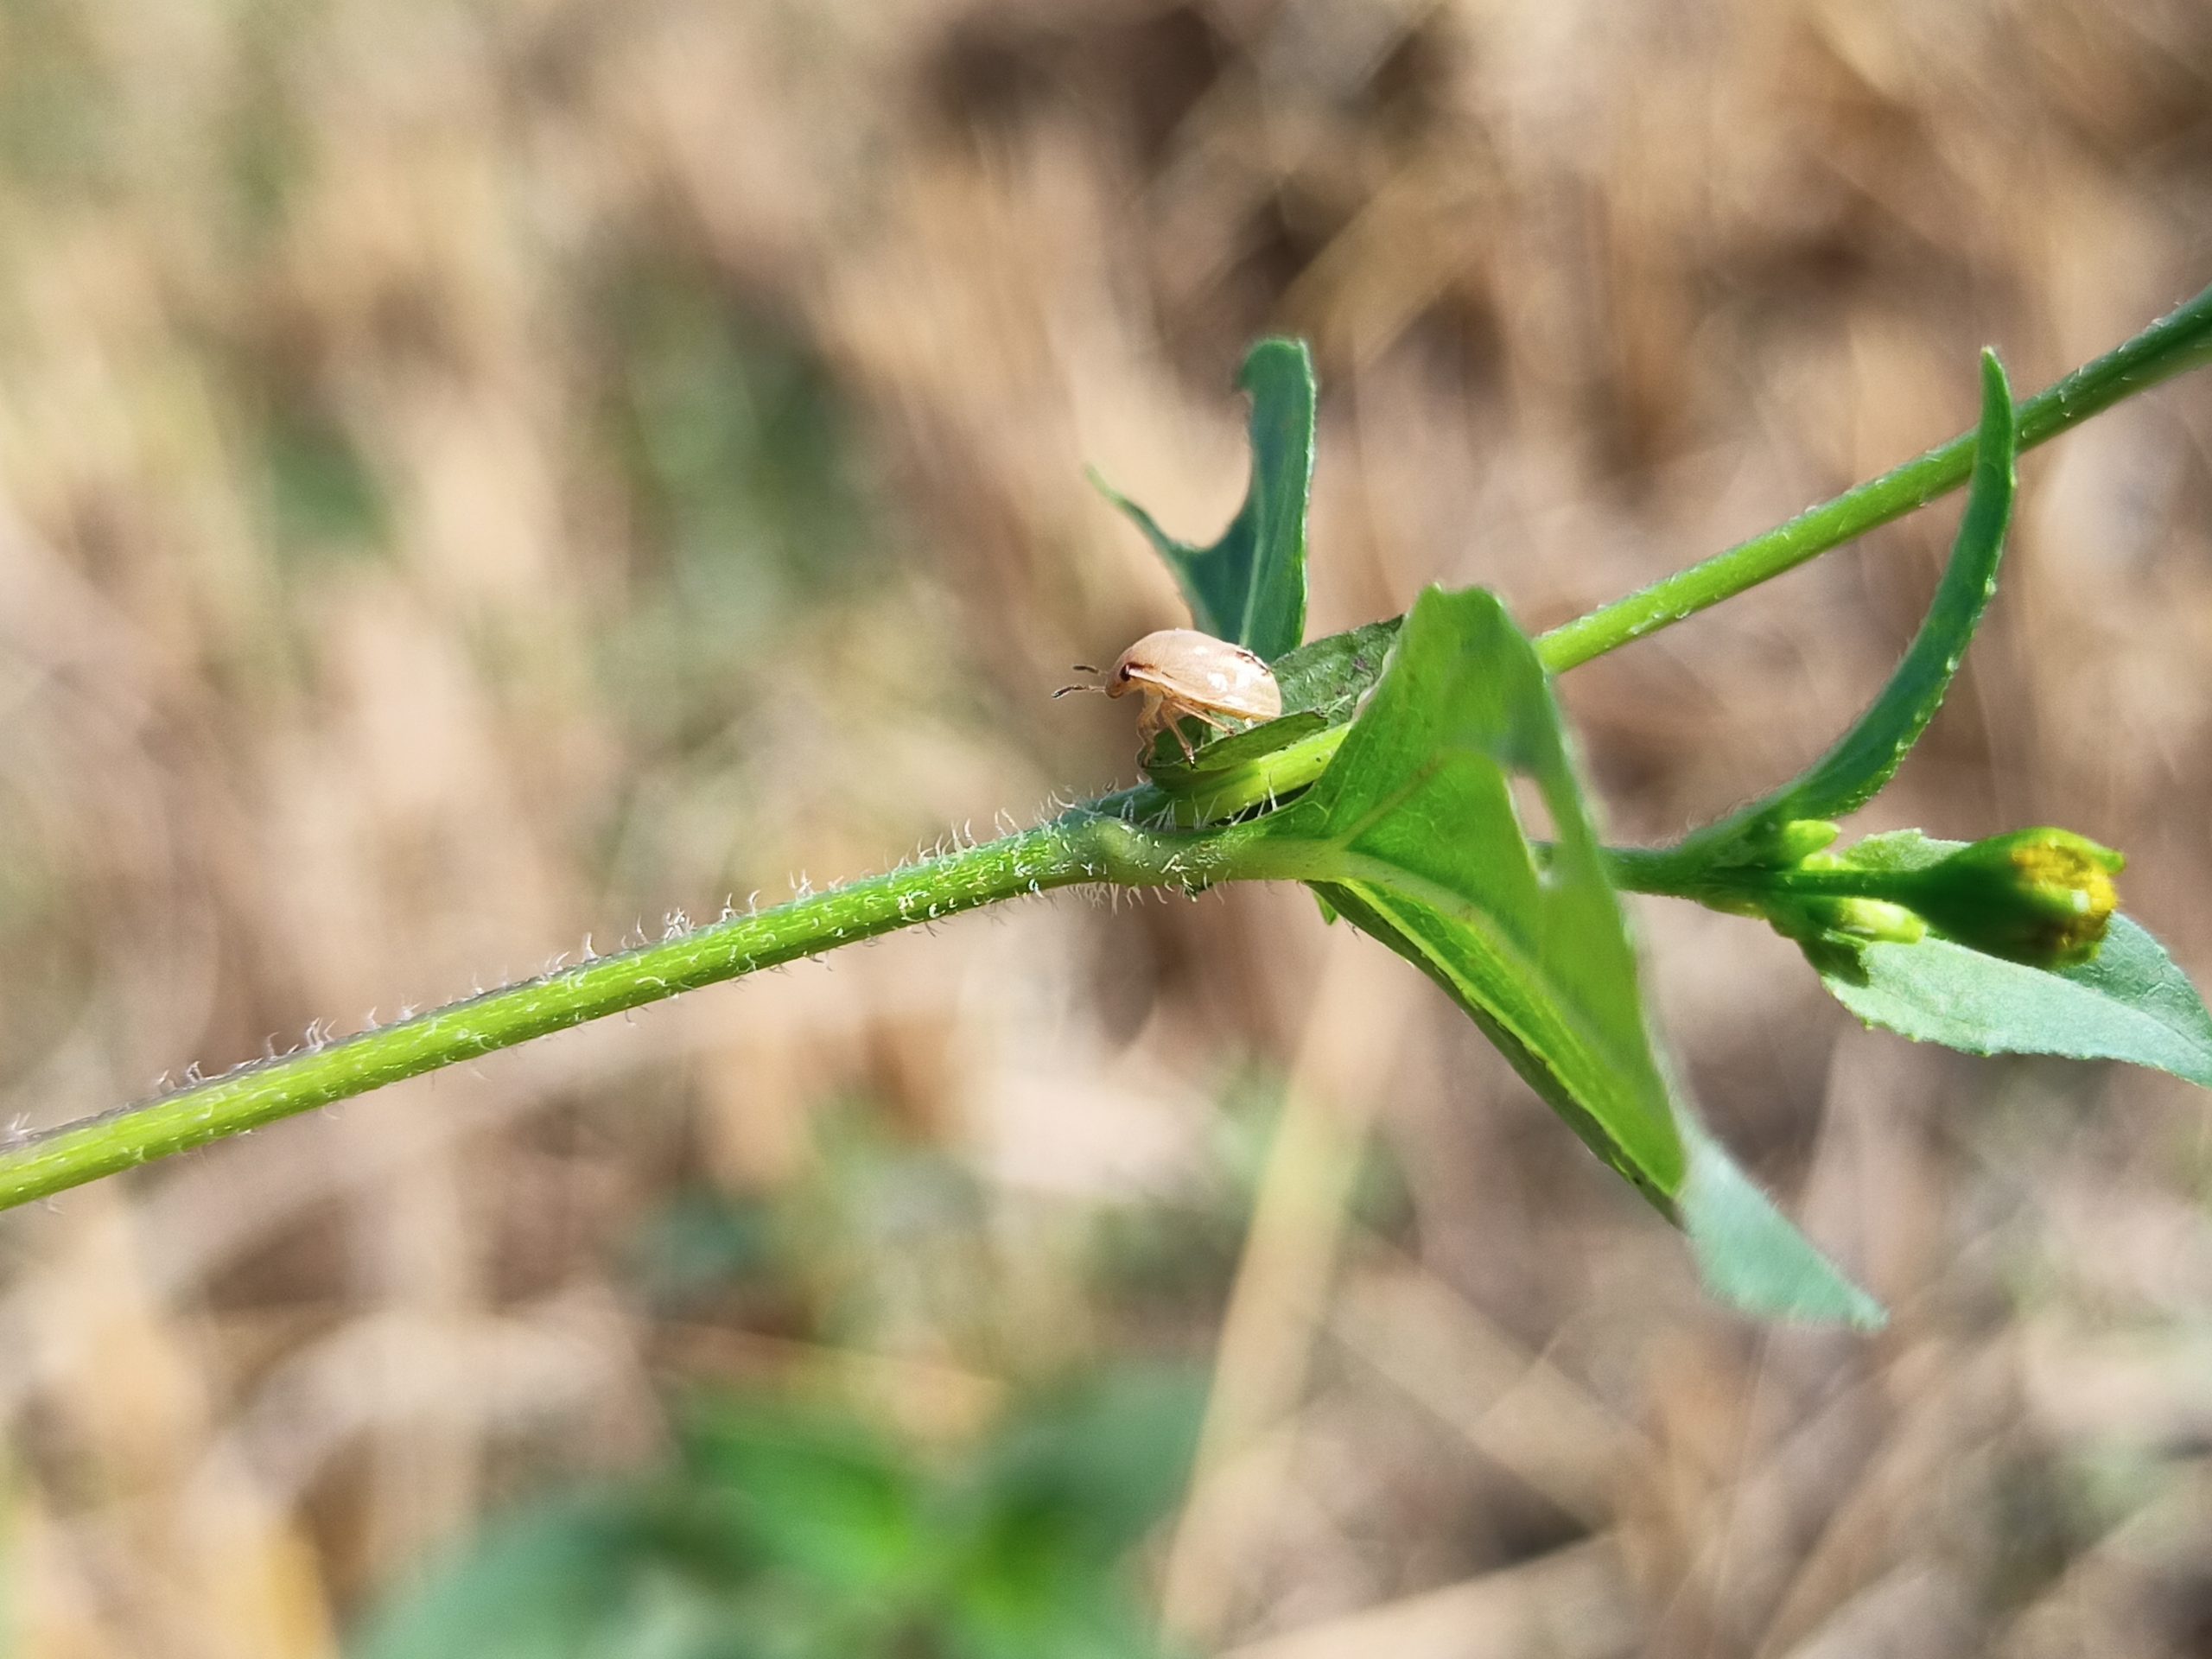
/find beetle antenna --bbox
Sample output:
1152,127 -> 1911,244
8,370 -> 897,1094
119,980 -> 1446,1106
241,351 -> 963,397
1053,680 -> 1103,698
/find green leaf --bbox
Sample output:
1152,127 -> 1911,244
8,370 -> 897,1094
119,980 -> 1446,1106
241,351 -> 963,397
1270,616 -> 1400,715
1091,338 -> 1314,660
1145,710 -> 1330,783
1262,588 -> 1683,1195
1672,352 -> 2018,869
1679,1120 -> 1884,1327
1263,586 -> 1879,1325
1789,830 -> 2212,1084
1824,912 -> 2212,1086
678,1397 -> 926,1592
944,1368 -> 1202,1659
349,1491 -> 737,1659
965,1366 -> 1205,1562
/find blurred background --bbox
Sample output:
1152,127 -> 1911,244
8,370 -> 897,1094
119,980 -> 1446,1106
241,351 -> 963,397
2,0 -> 2210,1653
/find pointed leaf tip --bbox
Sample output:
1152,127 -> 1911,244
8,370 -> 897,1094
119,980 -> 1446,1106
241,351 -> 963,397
1666,350 -> 2018,871
1681,1122 -> 1886,1330
1090,338 -> 1315,661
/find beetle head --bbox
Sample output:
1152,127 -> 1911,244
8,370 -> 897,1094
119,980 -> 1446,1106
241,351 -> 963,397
1055,657 -> 1147,699
1099,648 -> 1147,699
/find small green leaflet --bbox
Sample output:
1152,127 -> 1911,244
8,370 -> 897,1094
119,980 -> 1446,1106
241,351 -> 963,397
1263,586 -> 1881,1327
1830,924 -> 2212,1082
1145,711 -> 1329,781
1271,616 -> 1401,715
1669,352 -> 2018,871
1091,339 -> 1315,662
1815,833 -> 2212,1083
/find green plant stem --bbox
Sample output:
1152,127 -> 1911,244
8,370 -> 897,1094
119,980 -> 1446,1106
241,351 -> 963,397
1603,846 -> 1896,904
4,283 -> 2209,1214
1539,281 -> 2212,671
0,815 -> 1233,1211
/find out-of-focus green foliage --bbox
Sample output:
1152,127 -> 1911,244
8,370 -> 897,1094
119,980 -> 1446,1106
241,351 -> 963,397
257,393 -> 388,561
352,1370 -> 1203,1659
353,1071 -> 1407,1658
597,267 -> 887,747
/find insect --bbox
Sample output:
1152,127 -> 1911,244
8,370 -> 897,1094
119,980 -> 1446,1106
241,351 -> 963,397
1057,627 -> 1283,760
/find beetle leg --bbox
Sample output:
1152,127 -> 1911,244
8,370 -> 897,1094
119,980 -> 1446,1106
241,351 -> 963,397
1180,705 -> 1247,757
1134,692 -> 1165,761
1162,699 -> 1203,761
1142,696 -> 1190,760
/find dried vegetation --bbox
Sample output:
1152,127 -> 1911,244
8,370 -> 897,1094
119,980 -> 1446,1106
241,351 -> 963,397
2,0 -> 2211,1653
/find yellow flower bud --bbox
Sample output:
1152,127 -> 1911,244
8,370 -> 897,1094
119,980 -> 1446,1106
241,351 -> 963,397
1901,828 -> 2123,968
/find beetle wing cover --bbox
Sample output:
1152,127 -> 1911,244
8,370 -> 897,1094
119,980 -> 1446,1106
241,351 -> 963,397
1122,632 -> 1282,720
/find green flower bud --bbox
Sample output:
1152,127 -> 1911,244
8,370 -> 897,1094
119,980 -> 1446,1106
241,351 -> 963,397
1822,897 -> 1929,944
1770,819 -> 1842,862
1899,828 -> 2124,968
1764,893 -> 1926,951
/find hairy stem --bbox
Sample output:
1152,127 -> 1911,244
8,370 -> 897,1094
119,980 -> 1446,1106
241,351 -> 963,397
4,283 -> 2209,1212
0,815 -> 1226,1211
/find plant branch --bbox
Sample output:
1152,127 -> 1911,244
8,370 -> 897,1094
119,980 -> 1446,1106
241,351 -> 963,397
0,814 -> 1232,1211
1123,284 -> 2212,826
4,283 -> 2209,1212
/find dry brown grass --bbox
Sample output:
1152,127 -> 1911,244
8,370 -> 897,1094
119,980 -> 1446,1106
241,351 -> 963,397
3,0 -> 2211,1653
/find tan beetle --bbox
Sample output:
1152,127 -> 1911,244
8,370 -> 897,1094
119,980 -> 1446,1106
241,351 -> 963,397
1058,627 -> 1283,760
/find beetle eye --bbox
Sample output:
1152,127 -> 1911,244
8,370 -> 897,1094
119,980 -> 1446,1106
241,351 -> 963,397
1118,664 -> 1134,682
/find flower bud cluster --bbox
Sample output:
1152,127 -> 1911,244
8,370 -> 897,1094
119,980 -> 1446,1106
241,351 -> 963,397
1740,823 -> 2122,971
1891,827 -> 2123,968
